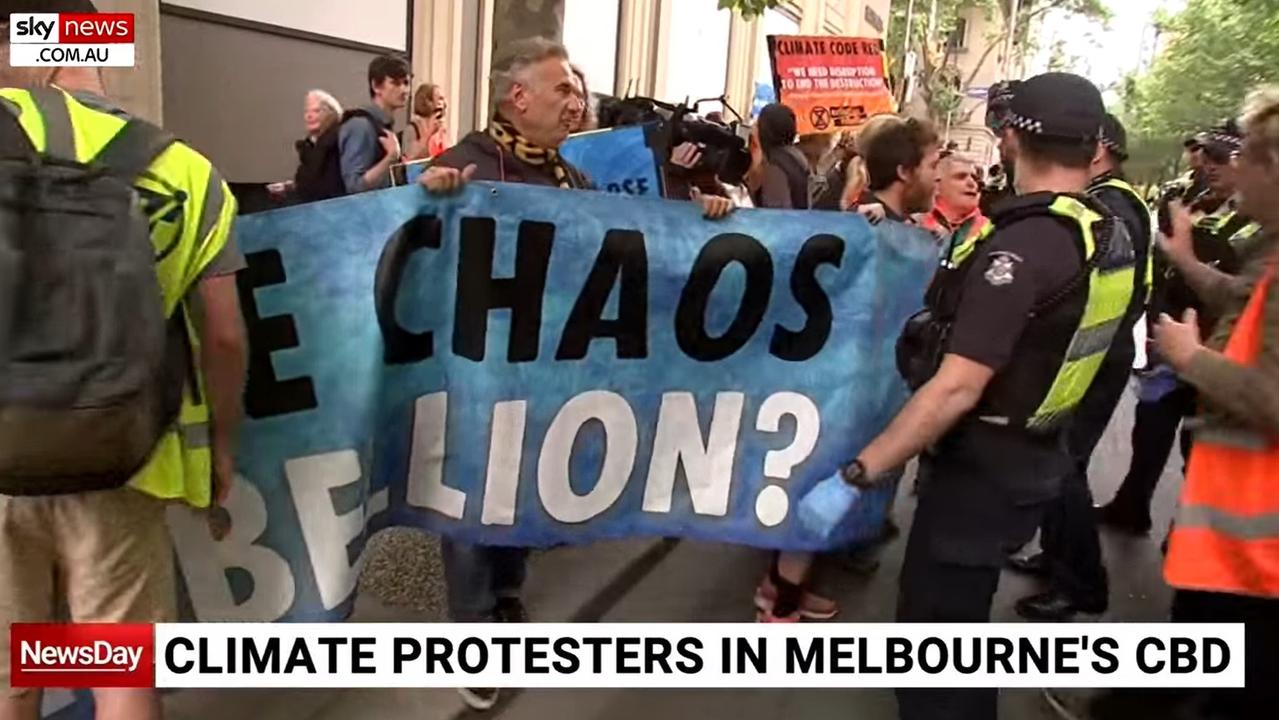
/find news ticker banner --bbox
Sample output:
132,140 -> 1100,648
154,182 -> 934,628
767,35 -> 895,135
560,123 -> 666,198
7,12 -> 136,67
11,623 -> 1247,689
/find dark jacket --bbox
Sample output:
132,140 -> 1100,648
754,145 -> 810,209
434,130 -> 592,189
292,125 -> 346,203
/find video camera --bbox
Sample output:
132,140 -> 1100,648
597,95 -> 753,187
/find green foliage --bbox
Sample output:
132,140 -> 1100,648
717,0 -> 783,20
1125,0 -> 1279,140
886,0 -> 1109,123
1123,0 -> 1279,186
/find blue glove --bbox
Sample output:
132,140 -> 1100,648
797,471 -> 863,539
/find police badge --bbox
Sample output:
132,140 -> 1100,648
984,252 -> 1018,286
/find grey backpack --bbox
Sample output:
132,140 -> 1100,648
0,89 -> 185,495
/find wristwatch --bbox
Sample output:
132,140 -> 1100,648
840,459 -> 874,490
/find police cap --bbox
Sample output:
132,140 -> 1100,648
1200,119 -> 1243,159
1004,72 -> 1104,143
1100,113 -> 1128,161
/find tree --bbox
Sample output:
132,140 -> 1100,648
717,0 -> 783,20
886,0 -> 1109,124
1124,0 -> 1279,144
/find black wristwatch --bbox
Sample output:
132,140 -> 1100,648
840,459 -> 873,489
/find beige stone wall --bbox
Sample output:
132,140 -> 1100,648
95,0 -> 162,123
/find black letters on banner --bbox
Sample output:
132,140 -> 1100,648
453,218 -> 554,362
557,229 -> 649,360
374,214 -> 443,364
675,233 -> 774,361
236,250 -> 318,418
771,233 -> 843,361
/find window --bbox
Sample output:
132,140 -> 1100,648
662,0 -> 732,112
562,0 -> 621,96
753,8 -> 801,117
947,18 -> 969,52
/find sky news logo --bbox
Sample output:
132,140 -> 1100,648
9,624 -> 154,688
7,12 -> 135,67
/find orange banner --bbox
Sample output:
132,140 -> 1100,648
767,35 -> 895,135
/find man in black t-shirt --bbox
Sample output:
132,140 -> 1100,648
799,73 -> 1132,720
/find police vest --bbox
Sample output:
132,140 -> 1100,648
1091,176 -> 1153,290
938,195 -> 1137,432
1165,266 -> 1279,598
0,87 -> 236,508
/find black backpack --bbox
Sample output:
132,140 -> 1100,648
0,89 -> 185,495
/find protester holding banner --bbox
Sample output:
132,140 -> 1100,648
797,73 -> 1135,720
0,3 -> 247,717
420,36 -> 732,709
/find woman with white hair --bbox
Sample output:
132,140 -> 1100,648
292,89 -> 347,203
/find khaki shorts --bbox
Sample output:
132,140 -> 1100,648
0,487 -> 176,695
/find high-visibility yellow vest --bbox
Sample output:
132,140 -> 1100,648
1093,176 -> 1153,289
0,86 -> 237,508
945,195 -> 1137,431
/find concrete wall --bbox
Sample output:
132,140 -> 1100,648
96,0 -> 162,124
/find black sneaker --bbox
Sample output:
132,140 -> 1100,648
458,687 -> 499,711
493,597 -> 528,623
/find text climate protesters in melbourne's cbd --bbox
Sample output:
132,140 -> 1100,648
417,37 -> 733,712
1009,113 -> 1154,624
1097,120 -> 1258,536
1088,85 -> 1279,720
0,2 -> 248,719
797,73 -> 1135,720
755,115 -> 943,624
339,54 -> 411,194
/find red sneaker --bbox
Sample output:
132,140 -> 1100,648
754,575 -> 840,621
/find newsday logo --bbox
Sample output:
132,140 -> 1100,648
7,12 -> 135,67
10,624 -> 154,688
20,640 -> 143,673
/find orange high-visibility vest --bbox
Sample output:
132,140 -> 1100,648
1165,265 -> 1279,598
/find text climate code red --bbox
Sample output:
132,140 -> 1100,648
10,624 -> 154,688
59,13 -> 134,43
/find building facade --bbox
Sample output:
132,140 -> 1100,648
94,0 -> 891,184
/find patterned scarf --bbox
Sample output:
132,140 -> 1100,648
488,117 -> 574,188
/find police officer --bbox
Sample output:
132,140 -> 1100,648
979,81 -> 1018,216
1013,113 -> 1152,620
802,73 -> 1135,720
1098,121 -> 1256,534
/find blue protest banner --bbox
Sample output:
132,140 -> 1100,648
559,123 -> 665,197
43,183 -> 934,719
